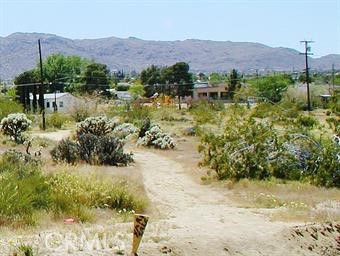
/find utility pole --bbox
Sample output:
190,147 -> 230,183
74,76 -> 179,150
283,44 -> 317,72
38,39 -> 46,130
332,64 -> 335,93
300,40 -> 314,111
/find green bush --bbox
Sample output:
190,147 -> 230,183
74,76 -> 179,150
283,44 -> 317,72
77,134 -> 133,165
52,116 -> 133,166
190,100 -> 219,125
0,97 -> 23,120
198,114 -> 340,187
48,172 -> 145,218
326,117 -> 340,135
0,151 -> 49,226
310,139 -> 340,187
296,115 -> 319,128
46,112 -> 68,129
138,117 -> 151,138
0,151 -> 145,226
123,104 -> 151,126
71,103 -> 90,122
50,139 -> 79,164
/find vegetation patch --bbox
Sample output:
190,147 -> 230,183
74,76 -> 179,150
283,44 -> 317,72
137,118 -> 175,149
0,150 -> 146,227
51,115 -> 133,165
198,109 -> 340,187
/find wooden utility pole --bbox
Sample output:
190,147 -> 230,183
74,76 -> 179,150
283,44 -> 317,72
300,40 -> 314,111
332,64 -> 335,93
38,39 -> 46,130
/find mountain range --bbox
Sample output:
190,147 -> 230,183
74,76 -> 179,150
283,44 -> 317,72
1,32 -> 339,80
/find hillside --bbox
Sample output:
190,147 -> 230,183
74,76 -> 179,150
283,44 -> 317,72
1,32 -> 339,80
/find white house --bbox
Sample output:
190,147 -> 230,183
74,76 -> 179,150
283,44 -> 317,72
29,92 -> 80,113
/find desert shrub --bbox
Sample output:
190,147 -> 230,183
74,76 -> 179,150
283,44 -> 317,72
310,139 -> 340,187
71,103 -> 90,122
199,117 -> 283,180
326,117 -> 340,135
0,97 -> 23,120
1,149 -> 41,173
46,112 -> 68,129
52,133 -> 133,166
76,115 -> 117,137
296,115 -> 319,128
138,117 -> 151,138
77,134 -> 133,165
250,102 -> 278,118
0,151 -> 144,226
190,100 -> 219,125
50,139 -> 79,164
52,116 -> 133,166
159,108 -> 176,121
137,124 -> 175,149
281,87 -> 307,111
198,115 -> 340,187
123,104 -> 151,126
112,123 -> 137,140
17,244 -> 35,256
329,90 -> 340,114
0,113 -> 32,143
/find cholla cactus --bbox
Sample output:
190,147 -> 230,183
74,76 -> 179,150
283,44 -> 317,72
137,124 -> 175,149
0,113 -> 32,143
112,123 -> 137,140
76,115 -> 118,137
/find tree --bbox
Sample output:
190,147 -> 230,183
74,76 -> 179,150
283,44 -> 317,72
298,73 -> 313,84
250,74 -> 292,103
140,65 -> 165,97
209,72 -> 225,85
140,62 -> 193,98
164,62 -> 193,97
227,69 -> 241,99
14,69 -> 40,112
82,63 -> 111,94
43,54 -> 89,93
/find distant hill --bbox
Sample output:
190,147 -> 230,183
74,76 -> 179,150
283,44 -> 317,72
1,32 -> 339,80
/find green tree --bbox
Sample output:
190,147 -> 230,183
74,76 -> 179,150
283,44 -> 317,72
250,74 -> 292,103
81,63 -> 111,94
140,65 -> 165,97
43,54 -> 89,93
298,73 -> 313,84
209,72 -> 225,85
14,69 -> 40,112
227,69 -> 241,99
164,62 -> 193,97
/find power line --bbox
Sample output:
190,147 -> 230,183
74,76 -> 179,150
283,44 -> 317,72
300,40 -> 314,112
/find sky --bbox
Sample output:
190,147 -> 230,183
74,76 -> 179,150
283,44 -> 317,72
0,0 -> 339,57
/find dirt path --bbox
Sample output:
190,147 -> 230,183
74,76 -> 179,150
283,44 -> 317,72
134,150 -> 302,256
30,130 -> 72,141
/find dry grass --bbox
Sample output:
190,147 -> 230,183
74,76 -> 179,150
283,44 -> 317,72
221,179 -> 340,223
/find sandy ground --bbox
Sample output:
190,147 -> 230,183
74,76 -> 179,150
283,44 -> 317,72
0,132 -> 339,255
133,150 -> 339,256
30,129 -> 72,141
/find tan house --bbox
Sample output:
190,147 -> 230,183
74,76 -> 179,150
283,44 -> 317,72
192,82 -> 228,100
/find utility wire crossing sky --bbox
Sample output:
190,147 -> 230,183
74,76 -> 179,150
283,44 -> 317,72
0,0 -> 339,57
